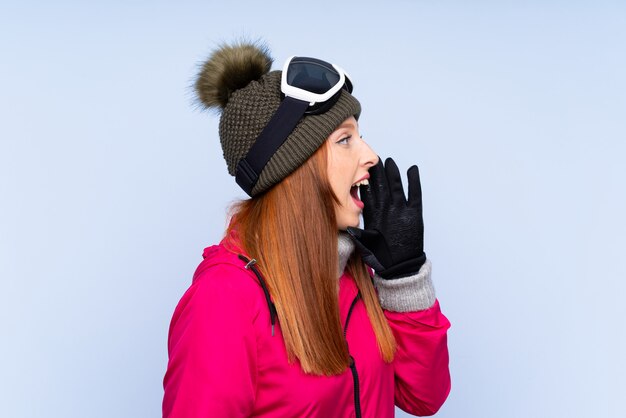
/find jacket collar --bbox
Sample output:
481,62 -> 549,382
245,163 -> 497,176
337,232 -> 355,278
208,227 -> 356,279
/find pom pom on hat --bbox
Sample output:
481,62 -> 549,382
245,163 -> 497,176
195,41 -> 273,110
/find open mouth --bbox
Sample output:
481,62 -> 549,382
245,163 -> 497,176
350,179 -> 369,209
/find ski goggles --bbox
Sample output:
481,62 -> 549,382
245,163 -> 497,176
236,56 -> 354,196
281,56 -> 353,115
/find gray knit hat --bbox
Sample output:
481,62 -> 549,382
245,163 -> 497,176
195,42 -> 361,196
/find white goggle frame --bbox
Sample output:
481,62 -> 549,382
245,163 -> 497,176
281,56 -> 350,106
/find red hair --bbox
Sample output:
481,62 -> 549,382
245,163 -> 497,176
225,141 -> 395,375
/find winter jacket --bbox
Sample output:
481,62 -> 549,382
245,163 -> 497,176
162,233 -> 451,417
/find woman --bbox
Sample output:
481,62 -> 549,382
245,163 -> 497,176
162,42 -> 451,417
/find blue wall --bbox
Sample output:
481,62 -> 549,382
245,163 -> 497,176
1,1 -> 624,417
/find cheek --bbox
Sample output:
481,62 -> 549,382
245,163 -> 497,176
327,155 -> 348,194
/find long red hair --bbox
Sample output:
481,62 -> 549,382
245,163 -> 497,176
225,141 -> 396,375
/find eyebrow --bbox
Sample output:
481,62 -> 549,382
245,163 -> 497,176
338,121 -> 358,130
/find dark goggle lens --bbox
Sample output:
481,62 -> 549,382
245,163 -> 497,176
286,57 -> 342,94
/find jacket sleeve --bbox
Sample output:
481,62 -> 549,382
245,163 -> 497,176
373,260 -> 452,416
162,265 -> 259,418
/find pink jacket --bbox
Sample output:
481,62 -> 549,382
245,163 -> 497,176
163,237 -> 451,417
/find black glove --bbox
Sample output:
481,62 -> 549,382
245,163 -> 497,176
347,157 -> 426,279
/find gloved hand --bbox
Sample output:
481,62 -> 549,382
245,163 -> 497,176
347,157 -> 426,279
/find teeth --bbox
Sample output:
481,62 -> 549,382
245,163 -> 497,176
352,179 -> 369,187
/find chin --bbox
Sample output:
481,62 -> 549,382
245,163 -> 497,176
337,216 -> 360,231
335,201 -> 361,230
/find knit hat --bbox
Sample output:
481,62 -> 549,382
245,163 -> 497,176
195,42 -> 362,196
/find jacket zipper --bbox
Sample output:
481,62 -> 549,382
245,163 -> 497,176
238,255 -> 277,336
344,292 -> 362,418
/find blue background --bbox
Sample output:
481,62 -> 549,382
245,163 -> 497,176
1,1 -> 625,417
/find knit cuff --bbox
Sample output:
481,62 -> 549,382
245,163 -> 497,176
373,259 -> 435,312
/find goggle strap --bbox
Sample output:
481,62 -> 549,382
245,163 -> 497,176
235,96 -> 310,196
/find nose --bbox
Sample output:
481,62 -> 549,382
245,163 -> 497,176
360,137 -> 379,167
